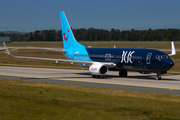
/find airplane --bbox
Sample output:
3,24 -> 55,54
3,11 -> 176,80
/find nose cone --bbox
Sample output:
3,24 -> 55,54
163,59 -> 174,71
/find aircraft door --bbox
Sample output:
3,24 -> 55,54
146,53 -> 152,64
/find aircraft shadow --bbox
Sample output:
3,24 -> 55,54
74,72 -> 180,81
18,72 -> 179,82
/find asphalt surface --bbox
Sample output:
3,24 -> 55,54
0,66 -> 180,95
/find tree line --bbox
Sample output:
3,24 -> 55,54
1,28 -> 180,42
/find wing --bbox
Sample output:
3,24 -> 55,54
3,42 -> 116,67
2,46 -> 66,52
26,47 -> 66,52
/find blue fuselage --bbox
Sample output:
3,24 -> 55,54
64,47 -> 174,73
86,47 -> 174,73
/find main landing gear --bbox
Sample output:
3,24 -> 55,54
119,70 -> 128,77
156,73 -> 161,80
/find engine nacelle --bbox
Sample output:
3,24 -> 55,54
89,62 -> 109,75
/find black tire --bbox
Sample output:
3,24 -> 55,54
156,76 -> 161,80
123,71 -> 127,77
92,75 -> 96,78
119,71 -> 123,77
119,71 -> 127,77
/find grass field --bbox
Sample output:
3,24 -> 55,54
1,79 -> 180,120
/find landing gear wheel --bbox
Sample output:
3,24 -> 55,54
119,71 -> 123,77
119,71 -> 127,77
92,75 -> 95,78
156,73 -> 161,80
156,76 -> 161,80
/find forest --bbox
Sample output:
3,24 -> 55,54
1,28 -> 180,42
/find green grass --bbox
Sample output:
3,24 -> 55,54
1,79 -> 180,120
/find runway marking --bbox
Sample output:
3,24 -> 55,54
0,74 -> 45,79
0,68 -> 62,74
0,74 -> 180,91
50,78 -> 180,90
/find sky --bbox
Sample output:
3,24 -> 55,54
1,0 -> 180,32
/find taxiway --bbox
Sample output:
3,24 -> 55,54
0,66 -> 180,95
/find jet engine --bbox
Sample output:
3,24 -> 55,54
89,62 -> 109,75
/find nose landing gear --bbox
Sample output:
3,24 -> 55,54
156,73 -> 161,80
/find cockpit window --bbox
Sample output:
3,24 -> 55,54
161,55 -> 168,59
156,55 -> 169,59
156,55 -> 160,59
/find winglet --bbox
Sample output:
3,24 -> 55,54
3,42 -> 13,57
169,41 -> 176,56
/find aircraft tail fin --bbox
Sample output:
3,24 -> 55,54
60,11 -> 84,49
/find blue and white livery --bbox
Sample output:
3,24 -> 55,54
3,11 -> 176,80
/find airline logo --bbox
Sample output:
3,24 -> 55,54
121,51 -> 135,63
63,30 -> 70,41
90,67 -> 97,71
